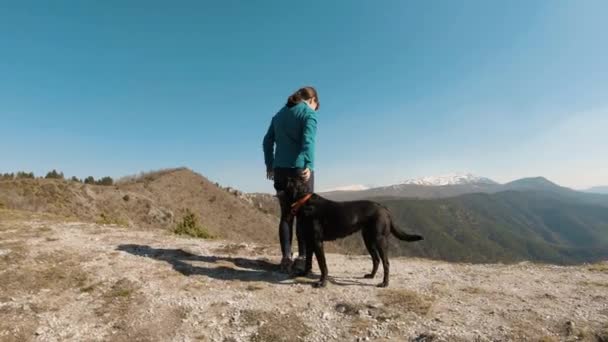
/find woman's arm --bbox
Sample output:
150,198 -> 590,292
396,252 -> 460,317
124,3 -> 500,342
263,119 -> 275,178
299,111 -> 317,177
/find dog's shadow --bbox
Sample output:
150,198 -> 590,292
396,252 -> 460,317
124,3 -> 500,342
117,244 -> 375,287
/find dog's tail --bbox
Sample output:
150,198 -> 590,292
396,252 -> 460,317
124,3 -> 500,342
390,218 -> 423,242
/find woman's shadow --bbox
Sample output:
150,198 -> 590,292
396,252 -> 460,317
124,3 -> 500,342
116,244 -> 374,287
117,244 -> 291,284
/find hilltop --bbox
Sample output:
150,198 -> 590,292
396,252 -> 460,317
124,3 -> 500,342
1,211 -> 607,341
3,168 -> 608,265
0,168 -> 278,244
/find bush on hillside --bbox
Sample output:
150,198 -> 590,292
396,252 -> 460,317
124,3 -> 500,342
16,172 -> 35,179
174,209 -> 213,239
1,173 -> 14,180
96,176 -> 114,186
45,169 -> 64,179
71,176 -> 82,182
82,175 -> 114,186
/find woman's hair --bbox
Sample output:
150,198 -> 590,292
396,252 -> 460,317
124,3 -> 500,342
286,86 -> 319,110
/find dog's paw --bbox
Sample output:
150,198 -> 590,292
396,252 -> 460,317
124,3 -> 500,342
376,282 -> 388,288
363,273 -> 375,279
313,281 -> 327,288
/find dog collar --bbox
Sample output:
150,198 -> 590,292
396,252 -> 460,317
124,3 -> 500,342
290,193 -> 313,215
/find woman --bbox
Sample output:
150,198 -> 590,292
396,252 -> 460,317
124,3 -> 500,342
263,86 -> 319,273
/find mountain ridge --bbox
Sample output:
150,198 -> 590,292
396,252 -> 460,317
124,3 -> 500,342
2,168 -> 608,265
401,173 -> 498,186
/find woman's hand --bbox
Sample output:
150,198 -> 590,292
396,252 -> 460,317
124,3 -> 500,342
300,168 -> 311,182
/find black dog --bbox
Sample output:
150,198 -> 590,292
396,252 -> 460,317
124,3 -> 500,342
286,178 -> 423,288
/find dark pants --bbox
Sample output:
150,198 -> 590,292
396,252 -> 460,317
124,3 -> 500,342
273,167 -> 314,260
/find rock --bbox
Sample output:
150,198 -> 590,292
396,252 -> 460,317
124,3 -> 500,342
322,312 -> 331,320
413,333 -> 437,342
565,321 -> 576,336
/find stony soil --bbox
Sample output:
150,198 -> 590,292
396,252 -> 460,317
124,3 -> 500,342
1,209 -> 607,342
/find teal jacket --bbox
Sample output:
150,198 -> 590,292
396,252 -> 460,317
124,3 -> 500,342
263,102 -> 318,171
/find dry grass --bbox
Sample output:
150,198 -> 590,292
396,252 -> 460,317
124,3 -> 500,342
80,282 -> 100,293
213,243 -> 247,255
94,278 -> 143,336
0,249 -> 89,297
105,278 -> 138,299
348,316 -> 374,336
334,302 -> 385,336
588,262 -> 608,273
96,282 -> 187,342
506,313 -> 561,342
0,208 -> 64,222
0,305 -> 39,342
377,288 -> 433,316
460,286 -> 491,294
96,212 -> 129,227
245,284 -> 264,291
241,309 -> 310,342
579,280 -> 608,288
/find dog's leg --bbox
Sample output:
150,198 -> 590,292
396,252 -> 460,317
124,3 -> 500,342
295,235 -> 314,278
376,237 -> 390,288
313,239 -> 328,288
362,231 -> 380,279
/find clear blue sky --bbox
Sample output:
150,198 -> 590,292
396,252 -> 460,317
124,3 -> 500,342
1,1 -> 607,192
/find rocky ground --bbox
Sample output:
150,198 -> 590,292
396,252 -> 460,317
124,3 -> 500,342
1,209 -> 607,342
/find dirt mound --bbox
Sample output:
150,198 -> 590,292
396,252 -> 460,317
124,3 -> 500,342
0,168 -> 278,244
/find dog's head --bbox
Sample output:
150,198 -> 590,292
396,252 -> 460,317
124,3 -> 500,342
284,177 -> 311,203
283,177 -> 322,218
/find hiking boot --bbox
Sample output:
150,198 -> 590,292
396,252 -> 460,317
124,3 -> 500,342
292,256 -> 306,273
279,257 -> 293,273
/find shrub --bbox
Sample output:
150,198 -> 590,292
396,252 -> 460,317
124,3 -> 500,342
96,176 -> 114,186
1,173 -> 14,180
70,176 -> 81,182
45,169 -> 64,179
16,171 -> 34,179
84,176 -> 96,184
174,209 -> 213,239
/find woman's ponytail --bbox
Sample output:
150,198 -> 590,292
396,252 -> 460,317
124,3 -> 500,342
286,86 -> 319,109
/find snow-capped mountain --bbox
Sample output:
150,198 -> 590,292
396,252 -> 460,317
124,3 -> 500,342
401,173 -> 498,186
322,184 -> 371,192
